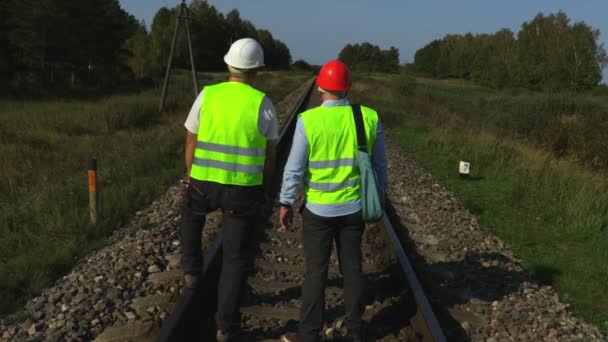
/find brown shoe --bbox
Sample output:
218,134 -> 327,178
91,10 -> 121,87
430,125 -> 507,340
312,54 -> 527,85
183,273 -> 198,289
281,332 -> 303,342
216,329 -> 230,342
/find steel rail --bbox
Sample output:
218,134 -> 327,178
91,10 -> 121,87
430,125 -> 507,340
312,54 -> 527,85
380,213 -> 447,342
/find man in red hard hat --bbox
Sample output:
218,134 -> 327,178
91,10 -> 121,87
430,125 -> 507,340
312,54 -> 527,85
278,60 -> 388,342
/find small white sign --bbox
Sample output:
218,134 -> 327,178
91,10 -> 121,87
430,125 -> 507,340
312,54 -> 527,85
459,161 -> 470,175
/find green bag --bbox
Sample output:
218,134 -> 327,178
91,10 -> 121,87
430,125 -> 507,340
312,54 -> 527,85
352,104 -> 383,222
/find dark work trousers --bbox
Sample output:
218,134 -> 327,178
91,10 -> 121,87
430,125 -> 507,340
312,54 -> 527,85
180,178 -> 263,331
299,207 -> 365,342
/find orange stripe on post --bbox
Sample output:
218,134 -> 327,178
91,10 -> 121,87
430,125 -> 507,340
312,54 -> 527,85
88,170 -> 97,192
88,159 -> 98,224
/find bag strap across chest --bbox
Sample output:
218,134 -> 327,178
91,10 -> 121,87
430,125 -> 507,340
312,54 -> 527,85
351,104 -> 367,152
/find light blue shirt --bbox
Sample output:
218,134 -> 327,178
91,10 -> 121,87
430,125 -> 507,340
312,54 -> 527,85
279,99 -> 389,217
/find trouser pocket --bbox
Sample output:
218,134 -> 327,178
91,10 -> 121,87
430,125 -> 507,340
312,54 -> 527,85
222,185 -> 263,218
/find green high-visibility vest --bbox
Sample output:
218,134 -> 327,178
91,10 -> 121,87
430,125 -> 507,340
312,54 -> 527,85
190,82 -> 267,185
301,105 -> 378,204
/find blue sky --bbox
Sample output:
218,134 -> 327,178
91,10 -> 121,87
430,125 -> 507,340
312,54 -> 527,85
119,0 -> 608,83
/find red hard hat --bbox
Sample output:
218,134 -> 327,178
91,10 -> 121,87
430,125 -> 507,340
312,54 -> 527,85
316,60 -> 352,91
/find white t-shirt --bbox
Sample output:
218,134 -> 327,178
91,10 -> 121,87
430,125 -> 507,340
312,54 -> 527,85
184,89 -> 278,140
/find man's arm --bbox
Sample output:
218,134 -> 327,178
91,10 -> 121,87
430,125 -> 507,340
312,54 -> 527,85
183,90 -> 204,177
263,139 -> 277,195
278,119 -> 308,227
279,119 -> 308,205
185,131 -> 197,176
258,96 -> 279,195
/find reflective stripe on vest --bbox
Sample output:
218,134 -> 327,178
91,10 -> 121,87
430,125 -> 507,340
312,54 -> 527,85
192,157 -> 264,174
306,178 -> 359,191
309,158 -> 356,169
190,82 -> 266,185
196,141 -> 265,157
301,105 -> 378,204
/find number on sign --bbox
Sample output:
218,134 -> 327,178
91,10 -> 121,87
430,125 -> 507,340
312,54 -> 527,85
459,161 -> 470,175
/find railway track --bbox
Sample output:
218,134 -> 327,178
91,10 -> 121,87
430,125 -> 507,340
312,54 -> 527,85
158,79 -> 446,342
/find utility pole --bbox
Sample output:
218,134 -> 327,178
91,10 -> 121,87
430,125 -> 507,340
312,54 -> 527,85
159,0 -> 199,113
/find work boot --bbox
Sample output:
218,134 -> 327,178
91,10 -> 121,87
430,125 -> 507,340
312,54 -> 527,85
216,328 -> 230,342
183,273 -> 198,289
281,332 -> 304,342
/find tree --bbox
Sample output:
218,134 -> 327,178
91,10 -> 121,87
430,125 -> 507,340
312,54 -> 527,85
413,40 -> 441,76
381,47 -> 400,73
412,11 -> 607,91
2,0 -> 295,86
256,29 -> 291,68
148,3 -> 292,73
123,21 -> 151,79
271,39 -> 292,68
435,35 -> 459,78
189,0 -> 230,71
257,29 -> 276,66
292,59 -> 312,71
226,9 -> 257,42
6,0 -> 143,86
338,43 -> 400,73
0,0 -> 12,82
488,29 -> 516,88
149,7 -> 175,74
568,22 -> 607,90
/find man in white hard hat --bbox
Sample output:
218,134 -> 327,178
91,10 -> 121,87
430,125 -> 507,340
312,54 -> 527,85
180,38 -> 277,342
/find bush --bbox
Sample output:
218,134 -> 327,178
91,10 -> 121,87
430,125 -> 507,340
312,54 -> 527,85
292,59 -> 312,71
591,84 -> 608,97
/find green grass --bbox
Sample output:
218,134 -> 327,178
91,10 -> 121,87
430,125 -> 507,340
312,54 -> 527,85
0,69 -> 309,315
391,121 -> 608,331
419,77 -> 608,170
349,73 -> 608,333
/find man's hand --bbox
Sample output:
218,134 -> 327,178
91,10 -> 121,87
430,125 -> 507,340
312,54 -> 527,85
185,132 -> 197,176
279,206 -> 293,229
179,176 -> 191,202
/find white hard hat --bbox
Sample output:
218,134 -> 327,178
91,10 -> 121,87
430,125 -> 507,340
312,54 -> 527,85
224,38 -> 265,69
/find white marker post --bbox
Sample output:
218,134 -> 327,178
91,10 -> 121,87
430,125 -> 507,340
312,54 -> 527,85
459,161 -> 470,179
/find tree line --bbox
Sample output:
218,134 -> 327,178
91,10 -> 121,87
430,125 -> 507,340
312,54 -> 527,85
338,43 -> 400,73
1,0 -> 141,89
125,1 -> 292,80
0,0 -> 292,90
411,11 -> 608,91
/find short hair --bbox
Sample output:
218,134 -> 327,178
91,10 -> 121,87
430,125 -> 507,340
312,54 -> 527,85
318,86 -> 346,98
228,65 -> 256,75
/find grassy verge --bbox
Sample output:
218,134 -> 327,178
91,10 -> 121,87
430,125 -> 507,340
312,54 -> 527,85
0,70 -> 309,315
349,73 -> 608,332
